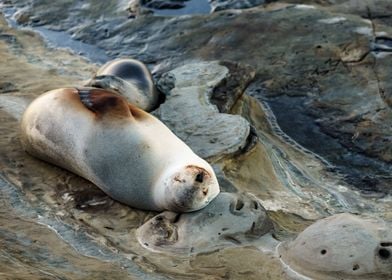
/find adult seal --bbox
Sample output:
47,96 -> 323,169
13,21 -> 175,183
20,87 -> 220,212
87,58 -> 159,111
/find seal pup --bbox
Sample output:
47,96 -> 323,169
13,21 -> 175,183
136,192 -> 274,254
20,87 -> 220,212
86,58 -> 159,111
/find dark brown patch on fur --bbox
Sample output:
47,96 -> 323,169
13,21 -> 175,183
185,165 -> 210,178
76,87 -> 133,119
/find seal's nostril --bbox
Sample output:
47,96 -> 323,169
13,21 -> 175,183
195,172 -> 204,183
202,188 -> 208,196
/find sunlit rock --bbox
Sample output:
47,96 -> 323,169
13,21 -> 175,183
279,213 -> 392,279
136,192 -> 274,254
155,61 -> 254,160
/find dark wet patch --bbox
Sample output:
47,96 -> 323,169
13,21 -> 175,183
0,33 -> 17,44
143,0 -> 211,16
236,125 -> 259,156
210,61 -> 255,113
0,82 -> 18,93
251,93 -> 391,195
373,36 -> 392,52
73,189 -> 114,212
143,0 -> 187,10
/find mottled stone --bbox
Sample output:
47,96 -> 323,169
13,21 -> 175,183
154,61 -> 251,160
279,213 -> 392,279
136,192 -> 274,254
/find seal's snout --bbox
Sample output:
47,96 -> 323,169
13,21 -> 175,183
162,164 -> 220,212
195,170 -> 209,196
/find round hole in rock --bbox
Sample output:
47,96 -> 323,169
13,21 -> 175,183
235,199 -> 244,211
378,248 -> 391,260
352,264 -> 360,271
320,249 -> 327,255
173,213 -> 181,223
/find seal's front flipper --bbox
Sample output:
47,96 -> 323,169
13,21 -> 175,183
86,75 -> 126,93
77,87 -> 132,120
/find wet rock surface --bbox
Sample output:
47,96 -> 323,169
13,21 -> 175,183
142,0 -> 188,10
0,0 -> 392,279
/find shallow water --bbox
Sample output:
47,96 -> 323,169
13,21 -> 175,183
34,27 -> 110,64
1,6 -> 110,64
151,0 -> 211,16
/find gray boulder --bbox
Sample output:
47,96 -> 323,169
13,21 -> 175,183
279,213 -> 392,279
136,192 -> 274,254
154,61 -> 254,161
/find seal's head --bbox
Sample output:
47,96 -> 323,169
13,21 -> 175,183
155,164 -> 220,212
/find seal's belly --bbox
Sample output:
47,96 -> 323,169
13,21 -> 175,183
20,90 -> 92,177
20,87 -> 220,211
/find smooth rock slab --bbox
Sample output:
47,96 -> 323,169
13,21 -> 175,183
279,213 -> 392,279
136,192 -> 274,254
155,61 -> 251,160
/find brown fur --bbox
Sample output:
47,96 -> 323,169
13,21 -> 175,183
76,87 -> 133,119
57,88 -> 149,122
